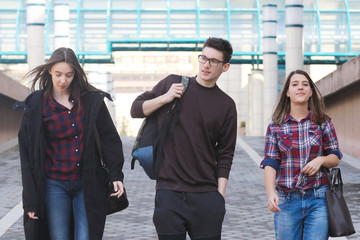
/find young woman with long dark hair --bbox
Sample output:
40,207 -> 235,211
261,70 -> 342,240
15,47 -> 125,240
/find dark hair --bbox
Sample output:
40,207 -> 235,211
203,37 -> 233,64
25,47 -> 96,113
272,69 -> 326,125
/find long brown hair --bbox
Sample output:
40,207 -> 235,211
272,70 -> 326,125
25,47 -> 96,113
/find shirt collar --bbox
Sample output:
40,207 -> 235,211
285,111 -> 313,123
48,93 -> 77,110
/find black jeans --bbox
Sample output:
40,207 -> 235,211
153,190 -> 226,240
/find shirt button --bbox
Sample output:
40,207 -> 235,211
75,135 -> 78,139
72,123 -> 75,127
75,149 -> 79,152
76,163 -> 80,167
68,111 -> 71,114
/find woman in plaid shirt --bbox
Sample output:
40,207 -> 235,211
16,48 -> 125,240
261,70 -> 342,240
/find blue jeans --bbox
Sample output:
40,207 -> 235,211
274,185 -> 328,240
45,178 -> 89,240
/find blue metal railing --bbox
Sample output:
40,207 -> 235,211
0,0 -> 359,64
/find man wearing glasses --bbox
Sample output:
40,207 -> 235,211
131,37 -> 237,240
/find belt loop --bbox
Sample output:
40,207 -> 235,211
314,187 -> 324,197
286,192 -> 291,201
182,192 -> 186,202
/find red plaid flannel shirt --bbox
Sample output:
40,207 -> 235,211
43,94 -> 85,180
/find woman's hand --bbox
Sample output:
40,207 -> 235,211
110,181 -> 124,198
301,157 -> 325,176
264,166 -> 280,212
267,192 -> 281,212
27,212 -> 38,219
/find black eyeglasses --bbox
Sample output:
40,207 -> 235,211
198,55 -> 224,67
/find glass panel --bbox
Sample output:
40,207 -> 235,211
2,0 -> 19,9
18,12 -> 27,51
46,10 -> 54,52
68,12 -> 78,50
199,0 -> 226,9
111,0 -> 138,9
317,0 -> 345,10
0,8 -> 26,51
139,12 -> 168,38
169,12 -> 197,38
347,0 -> 360,9
319,12 -> 348,52
350,12 -> 360,52
230,0 -> 257,8
141,0 -> 167,9
303,12 -> 320,52
110,11 -> 138,39
258,0 -> 285,9
230,11 -> 259,52
170,0 -> 196,9
303,1 -> 316,10
82,0 -> 107,9
199,11 -> 228,39
68,0 -> 78,9
0,11 -> 17,51
79,11 -> 107,51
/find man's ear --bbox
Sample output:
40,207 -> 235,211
222,63 -> 230,73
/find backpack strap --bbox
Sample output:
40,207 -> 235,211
168,76 -> 189,145
168,76 -> 189,111
181,76 -> 189,91
153,76 -> 190,175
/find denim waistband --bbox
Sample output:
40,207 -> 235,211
277,185 -> 328,196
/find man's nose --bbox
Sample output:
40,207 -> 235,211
204,59 -> 211,67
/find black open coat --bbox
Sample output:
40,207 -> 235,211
15,90 -> 125,240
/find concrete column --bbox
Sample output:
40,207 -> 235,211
238,65 -> 249,136
262,4 -> 278,134
54,2 -> 70,49
217,64 -> 243,135
285,0 -> 303,76
87,66 -> 117,123
26,0 -> 45,71
247,70 -> 263,136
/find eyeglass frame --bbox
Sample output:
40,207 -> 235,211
198,55 -> 224,67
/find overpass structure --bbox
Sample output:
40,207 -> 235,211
0,0 -> 360,65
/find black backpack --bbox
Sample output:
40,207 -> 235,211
131,76 -> 190,179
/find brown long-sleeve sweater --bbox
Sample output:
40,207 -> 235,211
131,74 -> 237,192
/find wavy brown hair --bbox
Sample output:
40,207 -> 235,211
272,70 -> 326,125
25,47 -> 96,113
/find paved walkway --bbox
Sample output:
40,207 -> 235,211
0,136 -> 359,240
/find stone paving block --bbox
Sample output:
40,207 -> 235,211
1,136 -> 359,239
0,146 -> 23,218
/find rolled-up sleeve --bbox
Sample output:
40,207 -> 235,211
322,119 -> 342,160
260,124 -> 281,170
